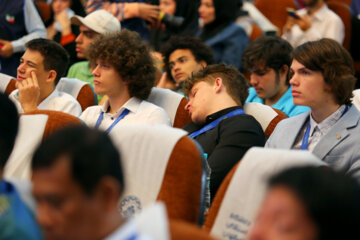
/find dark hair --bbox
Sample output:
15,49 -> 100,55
171,0 -> 199,34
161,36 -> 215,82
269,166 -> 360,240
200,0 -> 239,41
0,93 -> 18,169
45,0 -> 86,27
87,30 -> 156,100
292,38 -> 356,105
242,36 -> 293,84
26,38 -> 70,85
31,126 -> 124,196
183,63 -> 249,106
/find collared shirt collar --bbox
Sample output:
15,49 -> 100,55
205,106 -> 242,124
309,104 -> 346,136
101,97 -> 141,117
311,4 -> 329,21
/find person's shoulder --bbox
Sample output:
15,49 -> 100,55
221,111 -> 263,131
139,99 -> 166,112
82,104 -> 101,113
224,23 -> 248,38
287,105 -> 310,117
277,111 -> 308,128
79,104 -> 102,121
54,91 -> 81,106
68,61 -> 89,74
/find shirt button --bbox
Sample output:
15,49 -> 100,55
111,117 -> 114,120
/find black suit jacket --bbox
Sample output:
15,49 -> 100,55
183,106 -> 266,201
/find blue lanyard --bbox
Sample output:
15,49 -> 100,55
95,109 -> 130,133
301,106 -> 348,150
189,109 -> 245,138
126,233 -> 138,240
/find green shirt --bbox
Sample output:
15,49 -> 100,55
67,61 -> 102,102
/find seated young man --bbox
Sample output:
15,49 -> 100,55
0,93 -> 43,240
266,38 -> 360,181
80,30 -> 170,130
242,36 -> 309,117
67,10 -> 121,102
8,38 -> 82,116
31,126 -> 152,239
159,36 -> 215,92
182,64 -> 266,201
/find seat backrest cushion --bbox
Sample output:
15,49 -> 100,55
244,102 -> 287,138
157,136 -> 203,223
109,125 -> 187,218
0,73 -> 16,95
147,87 -> 191,127
207,147 -> 326,239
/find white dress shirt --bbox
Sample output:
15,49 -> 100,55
282,4 -> 344,47
80,97 -> 171,130
9,89 -> 82,117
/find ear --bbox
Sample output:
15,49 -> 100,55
200,61 -> 207,68
214,77 -> 224,93
93,177 -> 122,212
46,70 -> 57,83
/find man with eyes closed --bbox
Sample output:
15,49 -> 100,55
266,38 -> 360,181
182,63 -> 266,201
242,36 -> 309,117
80,30 -> 170,131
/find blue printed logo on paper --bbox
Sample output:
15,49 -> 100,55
120,195 -> 142,218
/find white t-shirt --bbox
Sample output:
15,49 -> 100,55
282,4 -> 344,47
9,89 -> 82,117
80,97 -> 171,130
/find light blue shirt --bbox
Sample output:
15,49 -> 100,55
246,87 -> 310,117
